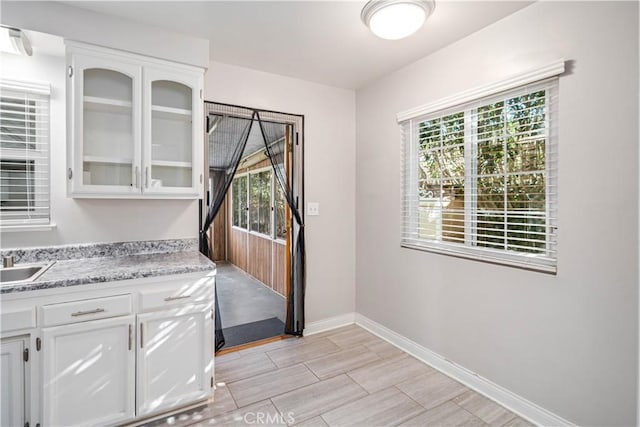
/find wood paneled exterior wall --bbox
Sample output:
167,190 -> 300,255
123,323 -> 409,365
272,242 -> 287,296
248,233 -> 272,286
210,198 -> 227,261
227,227 -> 248,272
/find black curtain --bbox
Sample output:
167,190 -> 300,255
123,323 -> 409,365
199,104 -> 256,352
256,112 -> 305,335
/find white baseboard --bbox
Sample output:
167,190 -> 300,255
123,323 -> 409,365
303,312 -> 356,336
354,313 -> 574,427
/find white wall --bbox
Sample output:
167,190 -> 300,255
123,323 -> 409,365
356,2 -> 638,426
0,44 -> 199,248
0,1 -> 209,68
205,61 -> 357,324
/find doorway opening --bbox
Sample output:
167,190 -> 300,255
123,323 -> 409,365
202,102 -> 304,351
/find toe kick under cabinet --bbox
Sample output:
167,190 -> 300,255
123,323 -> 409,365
66,41 -> 204,199
0,271 -> 215,427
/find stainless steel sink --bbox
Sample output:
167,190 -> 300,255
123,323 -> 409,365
0,262 -> 54,285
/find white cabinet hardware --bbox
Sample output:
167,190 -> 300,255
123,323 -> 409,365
70,308 -> 105,317
163,295 -> 191,302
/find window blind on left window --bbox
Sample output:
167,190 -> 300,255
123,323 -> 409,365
0,79 -> 51,227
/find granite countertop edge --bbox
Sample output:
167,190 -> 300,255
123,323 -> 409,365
1,250 -> 216,295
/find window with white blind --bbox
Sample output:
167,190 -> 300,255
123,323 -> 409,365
399,73 -> 559,273
0,79 -> 51,229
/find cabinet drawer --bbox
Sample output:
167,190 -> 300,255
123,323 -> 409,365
1,307 -> 36,333
139,279 -> 213,311
40,294 -> 132,327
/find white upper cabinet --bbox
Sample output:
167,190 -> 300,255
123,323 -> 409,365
143,67 -> 203,196
66,42 -> 203,199
68,52 -> 142,195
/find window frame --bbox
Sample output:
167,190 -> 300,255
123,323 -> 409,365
231,173 -> 248,230
273,181 -> 287,244
398,63 -> 563,273
231,166 -> 288,243
248,167 -> 273,238
0,79 -> 53,231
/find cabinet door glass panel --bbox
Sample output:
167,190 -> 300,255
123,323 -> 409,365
150,80 -> 192,188
82,68 -> 134,186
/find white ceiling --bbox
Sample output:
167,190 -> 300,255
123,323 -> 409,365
60,1 -> 533,89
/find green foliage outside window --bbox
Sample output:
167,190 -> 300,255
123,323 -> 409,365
418,90 -> 548,254
274,183 -> 286,240
249,170 -> 272,235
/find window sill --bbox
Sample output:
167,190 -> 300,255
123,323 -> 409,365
0,223 -> 57,233
249,230 -> 273,240
401,242 -> 557,274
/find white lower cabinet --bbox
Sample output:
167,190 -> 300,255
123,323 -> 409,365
136,304 -> 212,417
1,272 -> 215,427
1,337 -> 27,427
41,316 -> 136,427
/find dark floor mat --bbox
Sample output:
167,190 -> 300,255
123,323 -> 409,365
222,317 -> 285,348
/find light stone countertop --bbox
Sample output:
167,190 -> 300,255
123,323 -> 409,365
0,239 -> 215,294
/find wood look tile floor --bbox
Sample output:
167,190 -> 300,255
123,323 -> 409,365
145,326 -> 534,427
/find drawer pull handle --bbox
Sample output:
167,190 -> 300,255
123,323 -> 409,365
71,308 -> 105,317
164,295 -> 191,302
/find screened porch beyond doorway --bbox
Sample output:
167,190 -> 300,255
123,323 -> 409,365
215,262 -> 285,348
208,143 -> 289,348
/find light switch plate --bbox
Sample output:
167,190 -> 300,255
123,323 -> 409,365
307,202 -> 320,216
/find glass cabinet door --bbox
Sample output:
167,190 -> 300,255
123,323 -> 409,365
143,68 -> 202,196
71,53 -> 141,195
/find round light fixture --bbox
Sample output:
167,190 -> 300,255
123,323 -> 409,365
361,0 -> 435,40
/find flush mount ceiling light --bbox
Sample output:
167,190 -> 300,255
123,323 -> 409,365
0,26 -> 32,56
361,0 -> 435,40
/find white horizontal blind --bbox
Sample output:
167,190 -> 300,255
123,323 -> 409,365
0,79 -> 51,227
400,78 -> 558,272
